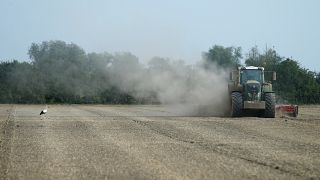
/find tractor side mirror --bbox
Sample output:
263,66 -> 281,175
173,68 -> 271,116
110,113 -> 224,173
273,72 -> 277,81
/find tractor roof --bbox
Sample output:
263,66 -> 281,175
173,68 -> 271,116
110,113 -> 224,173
239,66 -> 264,70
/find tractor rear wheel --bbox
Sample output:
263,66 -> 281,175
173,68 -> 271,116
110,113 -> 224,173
231,92 -> 243,117
264,93 -> 275,118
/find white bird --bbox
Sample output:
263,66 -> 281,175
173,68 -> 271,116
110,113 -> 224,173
40,105 -> 48,115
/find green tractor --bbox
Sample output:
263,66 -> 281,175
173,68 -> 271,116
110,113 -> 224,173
228,66 -> 276,118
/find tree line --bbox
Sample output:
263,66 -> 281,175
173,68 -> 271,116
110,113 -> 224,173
0,40 -> 319,104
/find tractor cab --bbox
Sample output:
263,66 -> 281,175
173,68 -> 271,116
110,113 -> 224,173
240,67 -> 264,85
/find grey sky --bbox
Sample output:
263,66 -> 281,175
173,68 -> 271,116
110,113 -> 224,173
1,0 -> 319,71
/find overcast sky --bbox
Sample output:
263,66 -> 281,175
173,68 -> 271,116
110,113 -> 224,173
0,0 -> 319,71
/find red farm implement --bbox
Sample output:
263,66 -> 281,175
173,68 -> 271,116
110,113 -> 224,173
276,104 -> 299,117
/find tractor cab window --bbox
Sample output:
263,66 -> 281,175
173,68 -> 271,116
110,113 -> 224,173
240,70 -> 262,84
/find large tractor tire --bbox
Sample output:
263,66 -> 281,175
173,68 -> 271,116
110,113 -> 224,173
264,93 -> 275,118
231,92 -> 243,117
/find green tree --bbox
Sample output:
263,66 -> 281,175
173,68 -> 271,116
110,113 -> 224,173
87,52 -> 113,97
245,46 -> 282,71
28,40 -> 90,103
316,72 -> 320,84
0,60 -> 38,103
148,57 -> 171,72
276,59 -> 320,103
203,45 -> 242,69
245,46 -> 261,67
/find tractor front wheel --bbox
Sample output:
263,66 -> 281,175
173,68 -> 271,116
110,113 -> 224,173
231,92 -> 243,117
264,93 -> 275,118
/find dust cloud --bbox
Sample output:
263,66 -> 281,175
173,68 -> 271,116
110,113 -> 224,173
108,55 -> 230,116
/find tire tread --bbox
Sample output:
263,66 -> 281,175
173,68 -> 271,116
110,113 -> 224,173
264,93 -> 275,118
231,92 -> 242,117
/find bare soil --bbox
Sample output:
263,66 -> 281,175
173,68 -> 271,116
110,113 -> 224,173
0,104 -> 319,179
